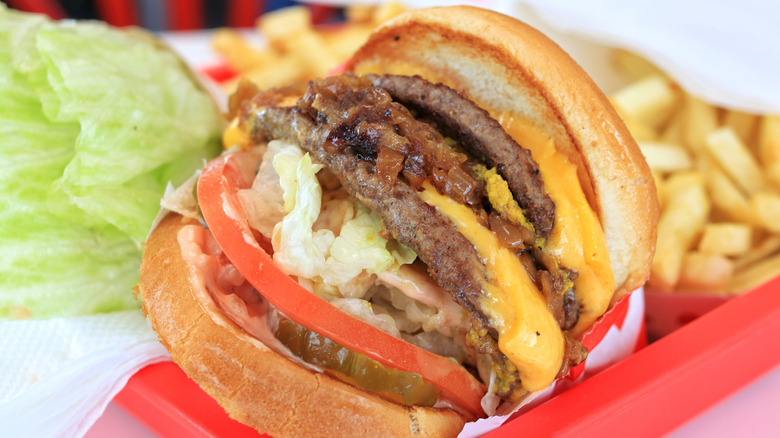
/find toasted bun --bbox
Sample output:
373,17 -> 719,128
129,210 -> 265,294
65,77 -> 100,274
345,6 -> 659,301
139,213 -> 465,437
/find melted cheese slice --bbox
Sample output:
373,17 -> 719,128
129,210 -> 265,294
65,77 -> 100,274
419,185 -> 563,392
496,114 -> 615,337
223,117 -> 252,149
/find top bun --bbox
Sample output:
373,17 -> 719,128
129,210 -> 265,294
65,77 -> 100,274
346,6 -> 659,302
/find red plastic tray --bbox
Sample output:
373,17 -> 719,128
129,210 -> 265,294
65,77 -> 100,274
115,276 -> 780,437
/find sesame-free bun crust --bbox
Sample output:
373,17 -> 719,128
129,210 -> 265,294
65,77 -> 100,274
346,6 -> 659,301
139,214 -> 465,437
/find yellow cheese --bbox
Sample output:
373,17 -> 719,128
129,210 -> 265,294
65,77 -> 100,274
496,114 -> 614,337
419,185 -> 563,392
418,112 -> 614,392
223,117 -> 252,150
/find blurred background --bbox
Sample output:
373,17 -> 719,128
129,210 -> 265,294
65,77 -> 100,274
2,0 -> 344,29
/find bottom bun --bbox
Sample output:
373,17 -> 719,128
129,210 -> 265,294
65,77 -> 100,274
138,213 -> 466,437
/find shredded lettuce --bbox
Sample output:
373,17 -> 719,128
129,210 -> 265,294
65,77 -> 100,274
265,143 -> 416,300
0,7 -> 222,319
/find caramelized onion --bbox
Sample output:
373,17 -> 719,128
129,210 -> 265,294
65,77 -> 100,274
489,212 -> 535,249
376,148 -> 405,185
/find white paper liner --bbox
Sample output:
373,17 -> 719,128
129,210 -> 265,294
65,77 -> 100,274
0,311 -> 169,438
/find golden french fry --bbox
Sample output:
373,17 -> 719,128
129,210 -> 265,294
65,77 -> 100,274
698,223 -> 752,256
705,127 -> 765,195
734,236 -> 780,270
607,53 -> 780,294
750,192 -> 780,233
650,172 -> 710,290
287,31 -> 342,78
257,6 -> 312,51
661,170 -> 702,202
217,3 -> 409,90
703,168 -> 753,223
610,75 -> 680,129
611,49 -> 664,82
758,115 -> 780,188
723,109 -> 759,149
638,141 -> 692,173
676,251 -> 734,292
659,106 -> 685,143
321,26 -> 374,60
224,55 -> 304,92
212,29 -> 274,72
728,252 -> 780,293
680,93 -> 718,153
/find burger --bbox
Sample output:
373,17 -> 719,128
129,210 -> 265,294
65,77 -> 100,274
138,6 -> 659,437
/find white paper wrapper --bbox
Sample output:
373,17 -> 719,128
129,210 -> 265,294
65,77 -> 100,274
0,311 -> 169,438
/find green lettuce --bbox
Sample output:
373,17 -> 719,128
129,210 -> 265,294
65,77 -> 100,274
0,6 -> 222,319
269,144 -> 416,300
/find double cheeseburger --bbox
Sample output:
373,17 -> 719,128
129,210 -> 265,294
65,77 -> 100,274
138,6 -> 658,437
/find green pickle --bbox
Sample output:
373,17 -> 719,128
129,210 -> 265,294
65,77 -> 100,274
276,319 -> 440,406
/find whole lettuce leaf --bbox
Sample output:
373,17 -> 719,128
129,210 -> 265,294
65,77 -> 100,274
0,7 -> 222,319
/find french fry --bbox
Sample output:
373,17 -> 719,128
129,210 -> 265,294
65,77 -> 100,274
698,223 -> 752,256
728,253 -> 780,293
680,94 -> 719,153
214,3 -> 409,92
320,25 -> 373,60
676,251 -> 734,292
650,172 -> 710,290
612,49 -> 664,82
758,115 -> 780,189
733,236 -> 780,270
705,127 -> 765,195
257,6 -> 312,51
609,49 -> 780,295
211,29 -> 270,72
287,31 -> 342,78
226,56 -> 304,91
610,75 -> 680,129
638,141 -> 692,173
659,107 -> 685,144
704,168 -> 753,223
723,109 -> 759,149
750,192 -> 780,233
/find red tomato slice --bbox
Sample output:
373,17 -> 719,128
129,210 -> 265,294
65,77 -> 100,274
197,150 -> 486,419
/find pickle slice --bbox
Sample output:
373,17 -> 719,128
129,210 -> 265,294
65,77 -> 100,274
276,319 -> 440,407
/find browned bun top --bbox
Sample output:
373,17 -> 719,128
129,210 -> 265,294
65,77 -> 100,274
345,6 -> 659,302
139,213 -> 465,437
